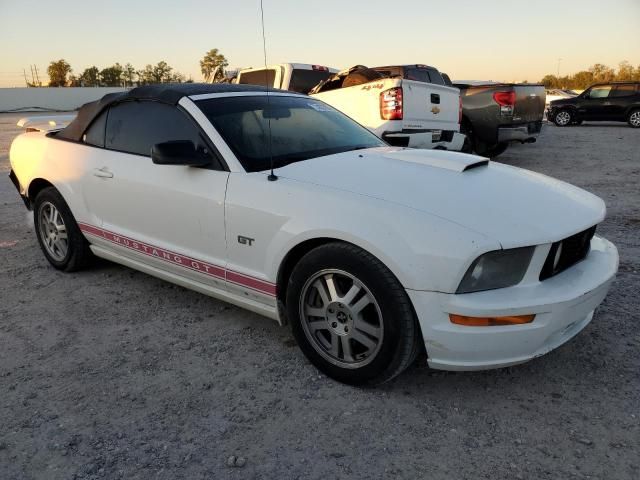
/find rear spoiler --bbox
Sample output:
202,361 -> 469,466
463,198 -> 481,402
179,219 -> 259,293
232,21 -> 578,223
17,115 -> 76,133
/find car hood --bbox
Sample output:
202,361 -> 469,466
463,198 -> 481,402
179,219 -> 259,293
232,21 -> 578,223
275,147 -> 605,248
550,97 -> 579,107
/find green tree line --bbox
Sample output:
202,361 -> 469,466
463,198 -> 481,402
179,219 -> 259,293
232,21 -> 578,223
47,60 -> 190,87
541,61 -> 640,89
45,50 -> 229,87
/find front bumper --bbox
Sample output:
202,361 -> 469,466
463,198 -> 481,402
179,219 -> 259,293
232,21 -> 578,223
382,131 -> 466,151
408,236 -> 618,371
497,121 -> 543,143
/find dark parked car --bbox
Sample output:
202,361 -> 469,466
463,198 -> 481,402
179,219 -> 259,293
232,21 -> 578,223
454,82 -> 546,158
547,82 -> 640,128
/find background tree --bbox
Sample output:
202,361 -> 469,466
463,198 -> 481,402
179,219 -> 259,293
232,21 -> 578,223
100,63 -> 124,86
68,75 -> 81,87
123,63 -> 137,87
616,61 -> 635,81
47,59 -> 72,87
137,61 -> 181,84
152,61 -> 173,83
540,61 -> 640,89
200,49 -> 228,82
589,63 -> 615,83
79,66 -> 100,87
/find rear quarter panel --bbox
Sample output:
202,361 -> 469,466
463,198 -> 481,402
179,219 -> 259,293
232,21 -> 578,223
10,132 -> 99,226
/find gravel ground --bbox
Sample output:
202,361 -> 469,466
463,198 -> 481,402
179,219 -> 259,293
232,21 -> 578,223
0,113 -> 638,480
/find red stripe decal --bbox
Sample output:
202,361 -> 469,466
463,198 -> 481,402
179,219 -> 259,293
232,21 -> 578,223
78,223 -> 276,296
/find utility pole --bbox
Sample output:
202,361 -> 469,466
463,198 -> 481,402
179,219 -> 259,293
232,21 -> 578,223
34,65 -> 41,86
30,65 -> 36,85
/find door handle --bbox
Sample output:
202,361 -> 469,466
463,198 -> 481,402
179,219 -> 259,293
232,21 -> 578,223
93,167 -> 113,178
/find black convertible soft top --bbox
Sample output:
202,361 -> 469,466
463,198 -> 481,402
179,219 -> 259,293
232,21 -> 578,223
56,83 -> 274,142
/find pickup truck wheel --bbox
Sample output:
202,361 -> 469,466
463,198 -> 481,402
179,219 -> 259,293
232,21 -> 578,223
33,187 -> 94,272
483,142 -> 509,158
286,242 -> 422,385
553,109 -> 573,126
628,109 -> 640,128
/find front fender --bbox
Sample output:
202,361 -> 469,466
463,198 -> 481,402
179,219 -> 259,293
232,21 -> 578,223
226,173 -> 499,294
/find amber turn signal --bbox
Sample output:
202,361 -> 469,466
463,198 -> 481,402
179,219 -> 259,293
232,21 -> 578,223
449,314 -> 535,327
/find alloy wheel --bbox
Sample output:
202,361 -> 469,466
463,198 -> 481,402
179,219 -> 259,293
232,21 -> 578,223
630,111 -> 640,127
299,269 -> 384,368
555,111 -> 571,126
38,201 -> 68,261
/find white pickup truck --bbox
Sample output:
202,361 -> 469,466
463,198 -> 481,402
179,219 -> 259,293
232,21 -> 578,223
236,63 -> 338,94
235,63 -> 465,151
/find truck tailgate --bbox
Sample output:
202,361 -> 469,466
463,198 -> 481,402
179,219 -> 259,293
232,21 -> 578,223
513,85 -> 546,123
402,81 -> 460,132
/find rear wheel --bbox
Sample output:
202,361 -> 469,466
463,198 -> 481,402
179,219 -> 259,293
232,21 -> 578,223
33,187 -> 94,271
628,109 -> 640,128
286,242 -> 422,385
553,109 -> 573,126
483,142 -> 509,158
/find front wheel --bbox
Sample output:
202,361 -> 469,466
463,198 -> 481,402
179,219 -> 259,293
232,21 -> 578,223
628,109 -> 640,128
286,243 -> 422,385
553,109 -> 573,126
33,187 -> 94,271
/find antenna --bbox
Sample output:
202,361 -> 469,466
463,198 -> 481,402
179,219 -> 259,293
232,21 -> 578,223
260,0 -> 277,181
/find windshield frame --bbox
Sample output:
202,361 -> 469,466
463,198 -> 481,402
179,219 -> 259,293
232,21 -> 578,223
193,93 -> 386,173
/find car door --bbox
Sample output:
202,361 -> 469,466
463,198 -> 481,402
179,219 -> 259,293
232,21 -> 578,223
579,85 -> 612,120
607,84 -> 638,120
82,100 -> 229,290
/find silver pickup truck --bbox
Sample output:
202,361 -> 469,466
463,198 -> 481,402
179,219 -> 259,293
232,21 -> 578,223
453,81 -> 546,158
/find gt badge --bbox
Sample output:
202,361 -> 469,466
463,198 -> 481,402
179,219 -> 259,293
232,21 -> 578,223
238,235 -> 255,246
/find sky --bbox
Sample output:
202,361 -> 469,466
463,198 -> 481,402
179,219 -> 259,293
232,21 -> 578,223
1,0 -> 639,87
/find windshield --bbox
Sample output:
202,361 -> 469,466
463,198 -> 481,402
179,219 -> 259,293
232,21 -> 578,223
196,95 -> 384,172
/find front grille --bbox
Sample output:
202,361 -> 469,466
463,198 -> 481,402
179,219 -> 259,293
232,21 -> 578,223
539,226 -> 596,281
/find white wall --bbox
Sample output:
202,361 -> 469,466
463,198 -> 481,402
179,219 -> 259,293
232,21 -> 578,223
0,87 -> 127,112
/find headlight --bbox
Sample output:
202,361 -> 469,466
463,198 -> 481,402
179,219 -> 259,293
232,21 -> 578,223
456,247 -> 535,294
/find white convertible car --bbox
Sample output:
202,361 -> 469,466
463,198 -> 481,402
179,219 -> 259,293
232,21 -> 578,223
9,84 -> 618,385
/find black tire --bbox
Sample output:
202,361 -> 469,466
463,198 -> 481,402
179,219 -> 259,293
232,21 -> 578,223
286,242 -> 422,385
628,109 -> 640,128
460,119 -> 479,155
33,187 -> 94,271
483,142 -> 509,158
552,109 -> 573,127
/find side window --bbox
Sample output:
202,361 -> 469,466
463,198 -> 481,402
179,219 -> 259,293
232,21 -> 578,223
105,101 -> 207,157
610,84 -> 636,98
426,69 -> 445,85
83,110 -> 107,147
237,69 -> 276,87
588,85 -> 612,99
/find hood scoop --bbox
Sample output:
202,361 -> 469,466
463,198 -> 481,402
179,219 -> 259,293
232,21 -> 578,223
382,149 -> 489,173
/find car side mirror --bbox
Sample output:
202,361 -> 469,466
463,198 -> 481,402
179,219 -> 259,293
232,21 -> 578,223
151,140 -> 211,166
